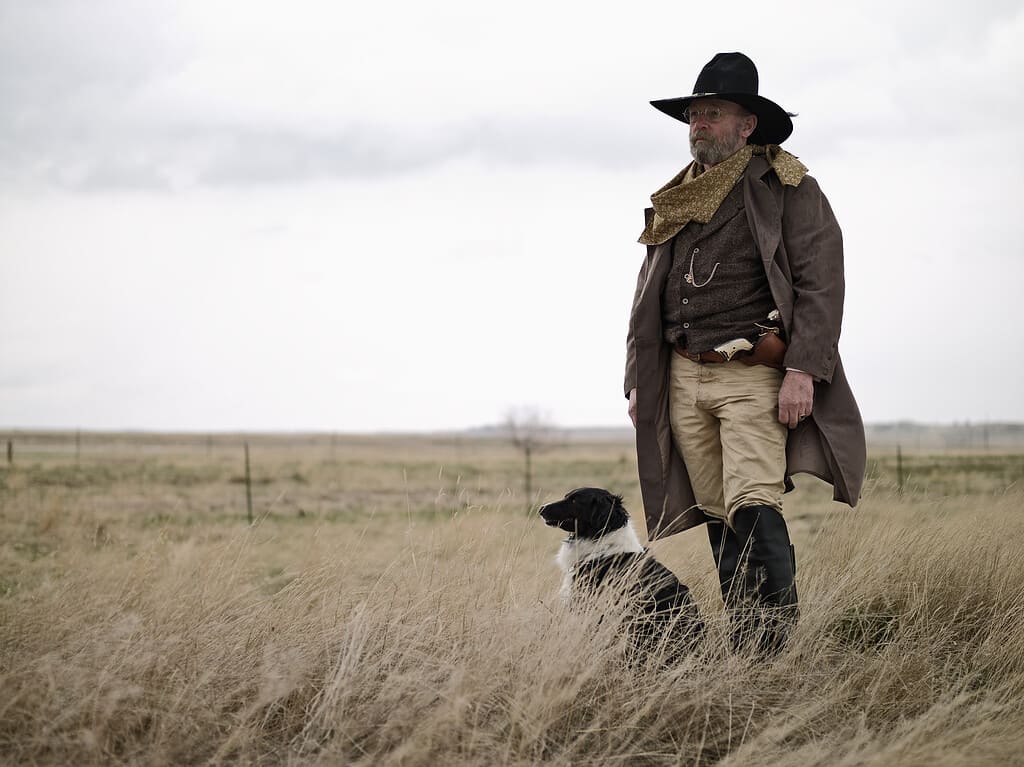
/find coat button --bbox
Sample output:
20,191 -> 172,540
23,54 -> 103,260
682,298 -> 689,305
683,322 -> 690,329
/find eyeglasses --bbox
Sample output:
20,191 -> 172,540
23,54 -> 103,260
682,107 -> 736,123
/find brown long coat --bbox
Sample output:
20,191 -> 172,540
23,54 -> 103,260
625,154 -> 866,540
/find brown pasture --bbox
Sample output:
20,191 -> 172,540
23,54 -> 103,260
2,431 -> 1024,765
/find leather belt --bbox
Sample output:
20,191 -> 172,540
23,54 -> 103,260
674,331 -> 787,370
673,346 -> 728,364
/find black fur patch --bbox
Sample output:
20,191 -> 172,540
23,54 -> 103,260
538,487 -> 629,538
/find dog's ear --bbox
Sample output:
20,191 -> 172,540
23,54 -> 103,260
583,489 -> 629,536
607,493 -> 629,531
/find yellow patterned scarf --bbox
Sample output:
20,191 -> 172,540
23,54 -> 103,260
638,145 -> 808,245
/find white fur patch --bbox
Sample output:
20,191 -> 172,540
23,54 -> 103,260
555,521 -> 644,600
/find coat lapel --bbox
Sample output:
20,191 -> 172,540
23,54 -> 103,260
634,210 -> 674,334
742,156 -> 782,266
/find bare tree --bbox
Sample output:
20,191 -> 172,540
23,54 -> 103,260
504,406 -> 553,509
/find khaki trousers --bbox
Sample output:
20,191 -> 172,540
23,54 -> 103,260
668,353 -> 788,522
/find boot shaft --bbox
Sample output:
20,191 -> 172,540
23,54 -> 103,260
707,505 -> 799,654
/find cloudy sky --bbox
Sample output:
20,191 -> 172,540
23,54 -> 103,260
1,0 -> 1021,432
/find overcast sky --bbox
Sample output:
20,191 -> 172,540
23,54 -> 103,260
1,0 -> 1021,432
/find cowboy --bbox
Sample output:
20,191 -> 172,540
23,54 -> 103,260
624,52 -> 866,654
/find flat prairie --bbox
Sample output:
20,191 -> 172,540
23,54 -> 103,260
2,431 -> 1024,765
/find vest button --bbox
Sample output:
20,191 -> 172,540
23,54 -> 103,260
682,298 -> 689,305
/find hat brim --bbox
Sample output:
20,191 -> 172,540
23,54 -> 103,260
650,92 -> 794,145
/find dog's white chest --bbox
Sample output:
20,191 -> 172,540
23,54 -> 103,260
555,522 -> 644,599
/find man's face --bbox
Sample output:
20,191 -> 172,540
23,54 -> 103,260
687,98 -> 757,167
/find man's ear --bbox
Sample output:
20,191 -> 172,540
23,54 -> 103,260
741,113 -> 758,141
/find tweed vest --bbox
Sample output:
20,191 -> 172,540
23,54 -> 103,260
662,177 -> 776,352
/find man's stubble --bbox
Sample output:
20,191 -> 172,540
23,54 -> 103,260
690,122 -> 747,168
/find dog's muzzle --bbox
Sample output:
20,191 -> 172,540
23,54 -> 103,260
538,503 -> 566,527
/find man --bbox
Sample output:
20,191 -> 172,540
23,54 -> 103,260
624,52 -> 865,653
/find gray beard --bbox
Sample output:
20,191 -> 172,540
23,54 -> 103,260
690,126 -> 746,167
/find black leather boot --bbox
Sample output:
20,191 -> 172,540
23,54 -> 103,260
706,516 -> 740,599
709,506 -> 799,655
706,516 -> 750,650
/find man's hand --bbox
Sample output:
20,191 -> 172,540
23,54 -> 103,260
778,370 -> 813,429
628,388 -> 638,429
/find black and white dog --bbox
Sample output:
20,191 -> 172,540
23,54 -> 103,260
538,487 -> 704,656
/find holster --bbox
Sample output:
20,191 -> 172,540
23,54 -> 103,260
739,330 -> 786,370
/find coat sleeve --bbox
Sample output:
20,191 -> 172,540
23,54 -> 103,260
780,175 -> 845,383
625,210 -> 657,397
624,252 -> 648,397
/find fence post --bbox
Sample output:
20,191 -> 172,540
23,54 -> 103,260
244,441 -> 254,524
896,445 -> 904,496
524,443 -> 533,510
6,440 -> 11,466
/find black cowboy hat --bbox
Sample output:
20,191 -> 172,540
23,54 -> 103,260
651,52 -> 795,145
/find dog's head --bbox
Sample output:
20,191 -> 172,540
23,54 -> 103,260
538,487 -> 630,539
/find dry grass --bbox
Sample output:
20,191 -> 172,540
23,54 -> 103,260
2,433 -> 1024,765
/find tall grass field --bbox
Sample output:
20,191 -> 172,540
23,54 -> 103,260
2,432 -> 1024,765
